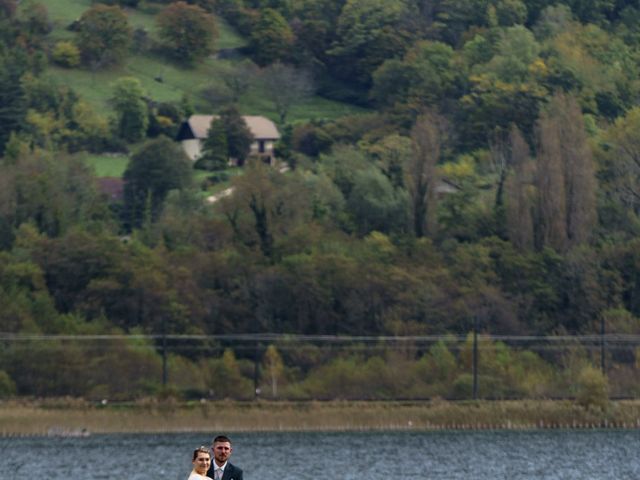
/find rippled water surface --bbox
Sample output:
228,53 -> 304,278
1,430 -> 639,479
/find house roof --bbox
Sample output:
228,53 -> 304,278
186,114 -> 280,140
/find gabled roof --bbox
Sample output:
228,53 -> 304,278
185,114 -> 280,140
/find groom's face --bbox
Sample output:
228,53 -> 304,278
213,441 -> 232,465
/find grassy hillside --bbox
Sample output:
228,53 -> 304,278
43,0 -> 365,122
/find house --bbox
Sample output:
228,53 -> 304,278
435,178 -> 461,196
176,114 -> 280,165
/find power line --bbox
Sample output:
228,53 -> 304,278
1,332 -> 639,343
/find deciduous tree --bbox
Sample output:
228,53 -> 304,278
123,136 -> 192,230
110,77 -> 148,143
535,93 -> 596,251
156,2 -> 218,65
602,107 -> 640,220
407,111 -> 444,238
346,168 -> 409,235
261,62 -> 314,124
222,61 -> 256,103
76,4 -> 132,67
262,344 -> 285,397
329,0 -> 415,87
249,8 -> 294,66
371,40 -> 458,110
503,125 -> 535,250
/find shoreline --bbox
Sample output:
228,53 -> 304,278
2,399 -> 640,436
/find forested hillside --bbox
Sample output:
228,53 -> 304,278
1,0 -> 640,400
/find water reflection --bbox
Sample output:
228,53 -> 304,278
1,430 -> 639,479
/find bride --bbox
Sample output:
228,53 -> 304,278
188,446 -> 213,480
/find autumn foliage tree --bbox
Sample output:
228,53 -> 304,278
76,4 -> 132,67
156,2 -> 218,65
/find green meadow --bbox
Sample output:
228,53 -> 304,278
44,0 -> 365,122
81,153 -> 129,177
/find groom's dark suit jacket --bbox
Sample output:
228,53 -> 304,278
207,462 -> 243,480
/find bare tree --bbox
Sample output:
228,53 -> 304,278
261,62 -> 314,124
407,110 -> 445,238
555,95 -> 597,245
504,125 -> 535,250
489,131 -> 510,240
534,93 -> 596,251
202,61 -> 257,108
535,107 -> 567,251
223,60 -> 256,103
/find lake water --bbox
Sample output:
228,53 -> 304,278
1,430 -> 639,479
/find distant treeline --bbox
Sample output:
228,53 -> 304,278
1,1 -> 640,400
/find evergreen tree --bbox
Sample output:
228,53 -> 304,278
0,48 -> 28,155
197,118 -> 228,171
123,136 -> 192,230
221,105 -> 253,165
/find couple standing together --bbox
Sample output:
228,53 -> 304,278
189,435 -> 243,480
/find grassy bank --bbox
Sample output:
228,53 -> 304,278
2,399 -> 640,436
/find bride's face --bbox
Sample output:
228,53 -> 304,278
193,451 -> 211,475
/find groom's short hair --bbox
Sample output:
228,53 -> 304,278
213,435 -> 232,445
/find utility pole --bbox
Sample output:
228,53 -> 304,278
472,316 -> 479,400
162,315 -> 167,388
600,315 -> 606,374
254,341 -> 261,399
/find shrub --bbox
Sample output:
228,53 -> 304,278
204,349 -> 254,399
452,373 -> 473,399
87,340 -> 163,401
292,123 -> 333,157
575,365 -> 609,411
52,41 -> 80,68
0,370 -> 16,397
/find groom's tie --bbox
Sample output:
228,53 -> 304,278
215,468 -> 223,480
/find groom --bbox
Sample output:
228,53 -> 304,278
207,435 -> 243,480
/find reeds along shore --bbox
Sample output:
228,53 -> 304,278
1,399 -> 640,436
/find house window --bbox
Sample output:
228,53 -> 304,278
259,140 -> 265,153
